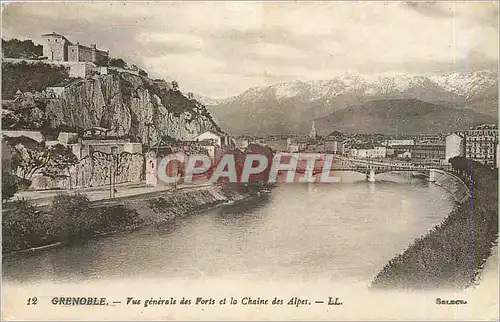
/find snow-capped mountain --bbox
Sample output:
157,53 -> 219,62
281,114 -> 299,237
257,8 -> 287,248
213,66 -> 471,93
193,94 -> 227,106
204,71 -> 497,105
201,71 -> 498,135
429,71 -> 498,100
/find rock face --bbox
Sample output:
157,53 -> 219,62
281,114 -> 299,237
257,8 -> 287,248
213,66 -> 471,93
44,71 -> 222,144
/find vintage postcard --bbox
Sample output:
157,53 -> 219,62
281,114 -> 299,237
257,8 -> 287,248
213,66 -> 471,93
1,1 -> 499,320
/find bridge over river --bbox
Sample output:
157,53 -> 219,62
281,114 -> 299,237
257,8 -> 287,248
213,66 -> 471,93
277,153 -> 451,182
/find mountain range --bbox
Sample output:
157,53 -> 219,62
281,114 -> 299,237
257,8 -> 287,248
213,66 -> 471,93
199,71 -> 498,135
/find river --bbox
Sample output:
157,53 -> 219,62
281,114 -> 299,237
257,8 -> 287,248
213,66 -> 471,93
3,173 -> 455,285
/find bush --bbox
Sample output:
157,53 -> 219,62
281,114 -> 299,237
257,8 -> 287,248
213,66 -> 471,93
148,197 -> 172,213
2,193 -> 144,253
2,172 -> 18,202
51,193 -> 95,240
96,205 -> 142,229
2,198 -> 51,251
49,194 -> 143,239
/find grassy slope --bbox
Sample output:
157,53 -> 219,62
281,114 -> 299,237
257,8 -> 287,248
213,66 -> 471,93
371,162 -> 498,289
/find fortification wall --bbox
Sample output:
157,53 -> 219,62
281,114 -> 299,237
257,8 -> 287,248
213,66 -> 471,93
29,151 -> 144,190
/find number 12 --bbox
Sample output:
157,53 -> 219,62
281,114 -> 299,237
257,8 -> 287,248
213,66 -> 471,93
27,297 -> 37,305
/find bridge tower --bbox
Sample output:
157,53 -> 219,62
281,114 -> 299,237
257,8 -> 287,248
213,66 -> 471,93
367,168 -> 376,182
366,160 -> 376,182
427,168 -> 436,182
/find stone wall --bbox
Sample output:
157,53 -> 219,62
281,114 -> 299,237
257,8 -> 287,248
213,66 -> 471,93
119,184 -> 263,225
1,58 -> 96,78
67,44 -> 94,63
433,170 -> 469,203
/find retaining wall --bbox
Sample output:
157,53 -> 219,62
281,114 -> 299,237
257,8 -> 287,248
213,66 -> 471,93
433,170 -> 469,203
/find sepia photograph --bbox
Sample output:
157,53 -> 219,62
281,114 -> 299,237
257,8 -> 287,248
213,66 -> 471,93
1,1 -> 499,320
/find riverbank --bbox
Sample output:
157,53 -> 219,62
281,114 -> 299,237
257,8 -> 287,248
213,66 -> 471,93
371,162 -> 498,289
2,183 -> 270,255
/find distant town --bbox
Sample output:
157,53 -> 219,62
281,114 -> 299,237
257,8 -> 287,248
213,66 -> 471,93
233,122 -> 499,169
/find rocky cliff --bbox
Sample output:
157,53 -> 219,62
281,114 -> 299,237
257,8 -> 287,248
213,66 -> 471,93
45,71 -> 222,143
19,68 -> 222,144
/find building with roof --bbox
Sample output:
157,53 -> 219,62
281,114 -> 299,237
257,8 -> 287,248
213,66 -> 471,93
42,32 -> 109,64
384,139 -> 415,147
194,130 -> 234,148
194,130 -> 223,147
411,142 -> 446,165
464,124 -> 498,167
348,146 -> 386,159
265,138 -> 288,152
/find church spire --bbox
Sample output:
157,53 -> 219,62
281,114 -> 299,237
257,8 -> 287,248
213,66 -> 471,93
309,121 -> 317,138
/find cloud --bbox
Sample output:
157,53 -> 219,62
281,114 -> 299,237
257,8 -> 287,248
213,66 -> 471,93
136,32 -> 205,55
2,1 -> 498,98
402,2 -> 454,18
402,1 -> 499,28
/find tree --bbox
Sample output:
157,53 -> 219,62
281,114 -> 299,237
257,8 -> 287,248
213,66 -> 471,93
2,61 -> 70,99
5,137 -> 78,182
449,156 -> 473,178
42,144 -> 79,189
109,58 -> 127,69
2,38 -> 43,59
171,80 -> 179,91
6,136 -> 49,180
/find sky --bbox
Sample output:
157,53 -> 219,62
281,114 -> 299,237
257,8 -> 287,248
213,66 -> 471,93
2,1 -> 499,98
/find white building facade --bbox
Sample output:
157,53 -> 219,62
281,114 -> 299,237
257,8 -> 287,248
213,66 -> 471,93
445,133 -> 464,163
